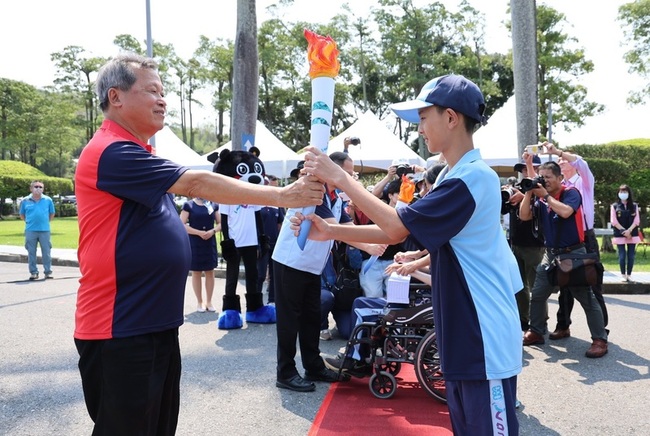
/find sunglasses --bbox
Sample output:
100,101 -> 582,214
33,186 -> 44,189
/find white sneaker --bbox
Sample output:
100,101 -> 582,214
320,329 -> 332,341
197,304 -> 206,313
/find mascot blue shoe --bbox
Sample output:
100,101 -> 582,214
217,295 -> 244,330
245,293 -> 276,324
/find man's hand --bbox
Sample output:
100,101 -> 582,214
506,188 -> 524,205
364,244 -> 388,257
394,250 -> 421,263
289,211 -> 331,241
303,147 -> 348,187
281,174 -> 325,207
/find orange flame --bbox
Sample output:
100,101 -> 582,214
304,29 -> 340,79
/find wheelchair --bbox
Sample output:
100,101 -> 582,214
334,285 -> 446,403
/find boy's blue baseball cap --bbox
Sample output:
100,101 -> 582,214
390,74 -> 487,125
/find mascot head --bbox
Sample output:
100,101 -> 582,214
213,149 -> 266,185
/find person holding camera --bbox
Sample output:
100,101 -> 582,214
543,142 -> 609,340
519,161 -> 608,358
343,136 -> 360,153
503,154 -> 545,331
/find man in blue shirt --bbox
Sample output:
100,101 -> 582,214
297,75 -> 522,434
19,180 -> 55,280
519,161 -> 607,358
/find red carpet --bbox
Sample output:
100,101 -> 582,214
309,365 -> 452,435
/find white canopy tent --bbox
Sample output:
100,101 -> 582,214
327,111 -> 426,173
473,96 -> 520,172
205,121 -> 302,179
152,126 -> 212,170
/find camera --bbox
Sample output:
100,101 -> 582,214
395,164 -> 414,178
500,176 -> 546,214
517,176 -> 546,193
349,137 -> 361,145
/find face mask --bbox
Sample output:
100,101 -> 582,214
618,192 -> 629,201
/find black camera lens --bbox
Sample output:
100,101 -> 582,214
350,137 -> 361,145
395,164 -> 414,177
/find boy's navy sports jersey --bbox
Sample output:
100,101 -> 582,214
397,149 -> 523,381
74,120 -> 190,340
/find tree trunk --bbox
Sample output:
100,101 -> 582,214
231,0 -> 258,151
510,0 -> 538,153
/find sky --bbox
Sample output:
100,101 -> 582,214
1,0 -> 646,146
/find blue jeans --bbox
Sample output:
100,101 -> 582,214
617,244 -> 637,275
359,258 -> 393,298
25,231 -> 52,275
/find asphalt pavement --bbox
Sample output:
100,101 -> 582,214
1,249 -> 650,435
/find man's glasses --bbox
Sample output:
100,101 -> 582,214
33,186 -> 44,189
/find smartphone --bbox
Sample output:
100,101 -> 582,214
525,144 -> 542,154
338,191 -> 351,202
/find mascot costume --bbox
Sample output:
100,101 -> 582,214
210,148 -> 276,329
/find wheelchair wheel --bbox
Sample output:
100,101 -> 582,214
378,361 -> 401,376
414,329 -> 447,404
369,371 -> 397,399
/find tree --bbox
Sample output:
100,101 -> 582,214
231,0 -> 259,150
194,36 -> 234,145
534,5 -> 605,141
618,0 -> 650,105
50,46 -> 105,143
374,0 -> 512,148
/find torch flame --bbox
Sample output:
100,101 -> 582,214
304,29 -> 340,79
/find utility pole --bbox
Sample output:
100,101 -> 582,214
510,0 -> 538,155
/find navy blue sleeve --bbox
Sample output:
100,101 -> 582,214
97,141 -> 188,209
563,188 -> 582,213
397,178 -> 475,252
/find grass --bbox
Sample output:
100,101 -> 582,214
0,216 -> 79,249
0,215 -> 648,272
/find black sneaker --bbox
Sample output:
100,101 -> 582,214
304,367 -> 339,383
324,356 -> 372,378
29,273 -> 38,281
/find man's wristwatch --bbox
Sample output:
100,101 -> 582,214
543,193 -> 550,201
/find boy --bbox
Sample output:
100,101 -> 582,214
297,74 -> 522,434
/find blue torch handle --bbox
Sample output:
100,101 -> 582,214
296,205 -> 316,250
362,255 -> 378,274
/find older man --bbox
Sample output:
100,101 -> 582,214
73,53 -> 324,435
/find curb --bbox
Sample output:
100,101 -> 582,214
1,253 -> 647,294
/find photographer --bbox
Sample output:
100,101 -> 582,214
503,154 -> 545,331
371,158 -> 426,201
543,142 -> 609,340
343,136 -> 360,154
519,161 -> 607,358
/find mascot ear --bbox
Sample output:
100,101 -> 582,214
249,146 -> 260,158
206,151 -> 219,164
219,149 -> 231,161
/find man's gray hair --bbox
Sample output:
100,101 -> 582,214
96,53 -> 158,112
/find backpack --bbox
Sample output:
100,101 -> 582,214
331,242 -> 363,312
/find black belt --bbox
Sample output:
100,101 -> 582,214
551,243 -> 584,255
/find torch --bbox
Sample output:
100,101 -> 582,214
296,29 -> 341,250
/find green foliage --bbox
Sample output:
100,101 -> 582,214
0,160 -> 73,215
618,0 -> 650,104
535,5 -> 605,139
566,143 -> 650,228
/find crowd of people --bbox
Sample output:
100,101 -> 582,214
42,52 -> 641,435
